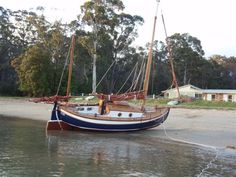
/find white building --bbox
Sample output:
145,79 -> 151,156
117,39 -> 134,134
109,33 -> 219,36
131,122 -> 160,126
203,89 -> 236,102
163,84 -> 236,102
162,84 -> 202,99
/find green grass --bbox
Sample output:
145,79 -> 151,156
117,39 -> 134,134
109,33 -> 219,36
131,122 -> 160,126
69,96 -> 236,109
129,98 -> 236,109
2,96 -> 236,110
180,100 -> 236,109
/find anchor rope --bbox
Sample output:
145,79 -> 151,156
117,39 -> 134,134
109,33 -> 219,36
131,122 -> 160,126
161,124 -> 219,177
55,107 -> 63,131
197,149 -> 219,177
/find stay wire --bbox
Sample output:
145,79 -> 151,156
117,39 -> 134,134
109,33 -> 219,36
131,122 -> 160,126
117,62 -> 139,94
96,59 -> 116,89
56,37 -> 73,95
133,57 -> 146,92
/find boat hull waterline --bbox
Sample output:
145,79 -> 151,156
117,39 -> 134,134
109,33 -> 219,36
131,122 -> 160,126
48,104 -> 170,132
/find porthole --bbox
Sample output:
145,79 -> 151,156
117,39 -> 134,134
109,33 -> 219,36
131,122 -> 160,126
118,113 -> 122,117
129,113 -> 132,117
87,107 -> 92,111
78,107 -> 84,111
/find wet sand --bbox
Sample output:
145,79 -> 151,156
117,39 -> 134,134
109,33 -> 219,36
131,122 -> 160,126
0,98 -> 236,148
0,98 -> 52,121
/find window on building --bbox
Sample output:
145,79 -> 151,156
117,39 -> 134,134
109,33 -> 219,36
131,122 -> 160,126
195,94 -> 202,99
211,94 -> 216,101
228,95 -> 232,102
166,93 -> 169,98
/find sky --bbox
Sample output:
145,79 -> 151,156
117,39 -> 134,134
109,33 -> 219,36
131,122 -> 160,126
1,0 -> 236,57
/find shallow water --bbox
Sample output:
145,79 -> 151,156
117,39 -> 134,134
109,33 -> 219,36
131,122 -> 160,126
0,116 -> 236,177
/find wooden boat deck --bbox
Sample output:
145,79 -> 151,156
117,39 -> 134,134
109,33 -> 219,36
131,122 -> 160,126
60,104 -> 169,122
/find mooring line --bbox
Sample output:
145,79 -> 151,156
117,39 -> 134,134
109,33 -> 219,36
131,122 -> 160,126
55,107 -> 63,131
161,124 -> 219,177
197,148 -> 219,177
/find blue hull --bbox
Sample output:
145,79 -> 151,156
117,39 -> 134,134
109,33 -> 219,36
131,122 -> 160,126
51,104 -> 170,132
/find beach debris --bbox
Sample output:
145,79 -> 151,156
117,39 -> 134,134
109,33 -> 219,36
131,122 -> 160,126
85,96 -> 95,101
167,100 -> 179,106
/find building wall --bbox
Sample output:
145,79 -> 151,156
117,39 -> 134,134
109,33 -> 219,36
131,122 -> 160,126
223,95 -> 228,102
206,94 -> 211,101
164,86 -> 202,99
233,95 -> 236,102
203,93 -> 236,102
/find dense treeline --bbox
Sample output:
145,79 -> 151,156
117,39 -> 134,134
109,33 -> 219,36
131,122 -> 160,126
1,1 -> 236,97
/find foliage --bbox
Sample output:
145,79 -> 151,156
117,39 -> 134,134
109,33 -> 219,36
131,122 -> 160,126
168,33 -> 205,86
78,0 -> 144,93
10,10 -> 72,96
0,7 -> 24,95
208,55 -> 236,89
11,44 -> 52,96
1,1 -> 236,98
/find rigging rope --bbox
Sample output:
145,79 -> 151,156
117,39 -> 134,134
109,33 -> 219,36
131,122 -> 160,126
138,59 -> 146,92
126,57 -> 146,93
96,59 -> 117,89
117,62 -> 139,94
130,57 -> 146,92
130,62 -> 139,91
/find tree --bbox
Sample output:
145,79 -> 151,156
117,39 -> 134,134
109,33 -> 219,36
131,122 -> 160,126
150,40 -> 172,94
78,0 -> 143,93
207,55 -> 236,89
11,10 -> 71,96
0,7 -> 25,95
12,44 -> 52,96
168,33 -> 205,86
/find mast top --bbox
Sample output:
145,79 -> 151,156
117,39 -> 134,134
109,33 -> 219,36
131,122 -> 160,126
142,0 -> 160,108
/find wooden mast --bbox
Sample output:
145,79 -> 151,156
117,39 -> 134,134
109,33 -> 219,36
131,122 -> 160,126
142,0 -> 160,108
66,35 -> 76,97
161,13 -> 180,99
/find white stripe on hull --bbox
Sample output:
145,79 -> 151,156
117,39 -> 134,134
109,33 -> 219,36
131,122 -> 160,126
60,109 -> 167,125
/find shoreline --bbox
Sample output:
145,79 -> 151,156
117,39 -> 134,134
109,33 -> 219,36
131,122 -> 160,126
0,98 -> 236,149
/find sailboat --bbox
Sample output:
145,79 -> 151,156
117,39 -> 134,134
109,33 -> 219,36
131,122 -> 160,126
46,1 -> 170,132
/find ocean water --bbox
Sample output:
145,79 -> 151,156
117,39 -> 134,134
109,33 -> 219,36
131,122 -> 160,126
0,116 -> 235,177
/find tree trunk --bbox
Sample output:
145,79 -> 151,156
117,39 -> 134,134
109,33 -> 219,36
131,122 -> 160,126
92,23 -> 97,94
92,40 -> 97,93
183,63 -> 187,85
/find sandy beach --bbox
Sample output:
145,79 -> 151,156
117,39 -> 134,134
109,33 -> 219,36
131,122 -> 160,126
0,98 -> 236,149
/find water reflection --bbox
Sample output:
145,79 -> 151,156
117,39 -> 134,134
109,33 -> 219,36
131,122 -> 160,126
0,117 -> 236,177
46,131 -> 231,177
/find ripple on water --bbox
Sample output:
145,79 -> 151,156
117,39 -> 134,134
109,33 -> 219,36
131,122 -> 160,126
0,117 -> 236,177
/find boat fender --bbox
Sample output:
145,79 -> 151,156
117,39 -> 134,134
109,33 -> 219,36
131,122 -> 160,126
105,106 -> 110,113
99,99 -> 106,115
99,99 -> 103,106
